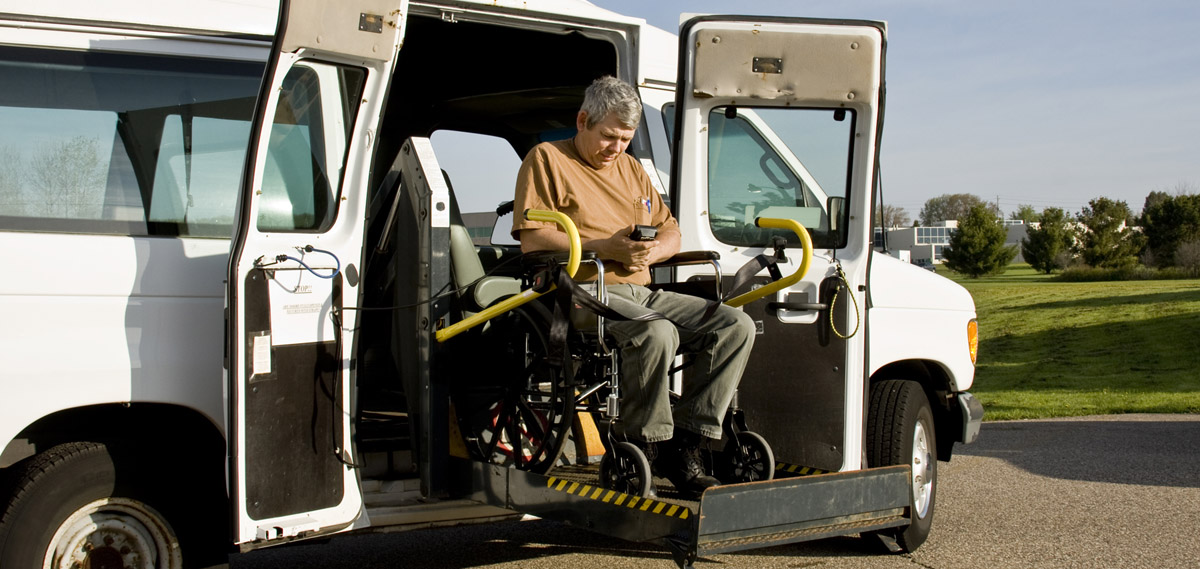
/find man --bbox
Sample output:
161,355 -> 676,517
511,76 -> 756,497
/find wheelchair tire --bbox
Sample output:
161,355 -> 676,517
599,441 -> 654,498
460,302 -> 575,474
715,431 -> 775,483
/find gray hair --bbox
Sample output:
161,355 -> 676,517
580,76 -> 642,129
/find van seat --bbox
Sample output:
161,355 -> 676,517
445,172 -> 521,313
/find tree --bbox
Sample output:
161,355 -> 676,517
1140,192 -> 1200,267
1143,190 -> 1171,215
919,193 -> 1000,226
1075,197 -> 1144,269
29,136 -> 105,219
0,146 -> 23,217
942,203 -> 1017,277
1009,204 -> 1038,224
876,203 -> 910,228
1175,239 -> 1200,270
1021,207 -> 1073,273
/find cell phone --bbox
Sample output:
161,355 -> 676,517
629,224 -> 658,241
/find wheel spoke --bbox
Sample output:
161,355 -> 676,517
484,402 -> 513,459
515,397 -> 549,442
506,412 -> 524,467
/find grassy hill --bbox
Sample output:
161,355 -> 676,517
943,264 -> 1200,420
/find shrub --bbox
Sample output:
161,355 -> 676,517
1055,265 -> 1200,282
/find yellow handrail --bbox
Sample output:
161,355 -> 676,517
435,209 -> 581,343
723,217 -> 813,308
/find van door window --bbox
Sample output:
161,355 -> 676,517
256,62 -> 365,232
643,101 -> 672,192
0,46 -> 261,237
706,107 -> 854,249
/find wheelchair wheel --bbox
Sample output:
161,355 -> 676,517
460,302 -> 575,474
715,431 -> 775,483
599,441 -> 654,498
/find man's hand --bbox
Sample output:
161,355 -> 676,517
520,224 -> 681,274
604,225 -> 682,273
612,228 -> 659,272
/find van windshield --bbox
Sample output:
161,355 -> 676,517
0,46 -> 263,237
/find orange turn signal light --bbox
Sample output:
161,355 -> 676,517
967,319 -> 979,365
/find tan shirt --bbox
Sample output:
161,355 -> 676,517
512,139 -> 678,285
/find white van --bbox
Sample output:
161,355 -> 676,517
0,1 -> 272,566
0,1 -> 982,567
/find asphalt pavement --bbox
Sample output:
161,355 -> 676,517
230,414 -> 1200,569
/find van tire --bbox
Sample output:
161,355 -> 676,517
866,379 -> 937,552
0,441 -> 225,569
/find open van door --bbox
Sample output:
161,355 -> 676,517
669,17 -> 885,472
226,0 -> 406,547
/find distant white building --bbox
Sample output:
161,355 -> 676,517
876,221 -> 957,264
877,219 -> 1031,264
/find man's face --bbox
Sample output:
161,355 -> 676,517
574,110 -> 636,170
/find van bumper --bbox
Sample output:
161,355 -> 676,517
957,391 -> 984,444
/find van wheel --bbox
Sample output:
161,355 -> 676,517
0,442 -> 221,569
866,380 -> 937,552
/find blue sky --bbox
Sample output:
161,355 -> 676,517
591,0 -> 1200,219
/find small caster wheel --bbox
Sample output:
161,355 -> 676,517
599,441 -> 654,497
716,431 -> 774,483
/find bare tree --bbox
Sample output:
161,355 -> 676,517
1175,239 -> 1200,270
919,193 -> 1001,225
875,204 -> 910,228
0,146 -> 23,217
1171,181 -> 1198,196
29,136 -> 106,219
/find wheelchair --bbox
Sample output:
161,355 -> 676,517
448,218 -> 791,498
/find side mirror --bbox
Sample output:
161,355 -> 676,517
827,196 -> 845,236
490,211 -> 518,246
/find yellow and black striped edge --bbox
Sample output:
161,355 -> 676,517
545,477 -> 691,520
775,462 -> 828,476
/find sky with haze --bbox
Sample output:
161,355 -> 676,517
590,0 -> 1200,220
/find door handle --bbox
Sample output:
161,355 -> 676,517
766,301 -> 827,313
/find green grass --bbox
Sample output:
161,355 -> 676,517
940,264 -> 1200,420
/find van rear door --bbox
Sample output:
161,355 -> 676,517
226,0 -> 406,547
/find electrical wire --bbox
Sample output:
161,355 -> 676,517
829,264 -> 861,340
282,246 -> 341,279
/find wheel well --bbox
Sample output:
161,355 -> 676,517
870,360 -> 962,461
2,403 -> 227,495
0,404 -> 232,564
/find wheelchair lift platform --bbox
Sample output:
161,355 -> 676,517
465,459 -> 913,568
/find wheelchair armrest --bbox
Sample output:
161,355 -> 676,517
648,251 -> 723,300
521,249 -> 598,271
650,250 -> 720,269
